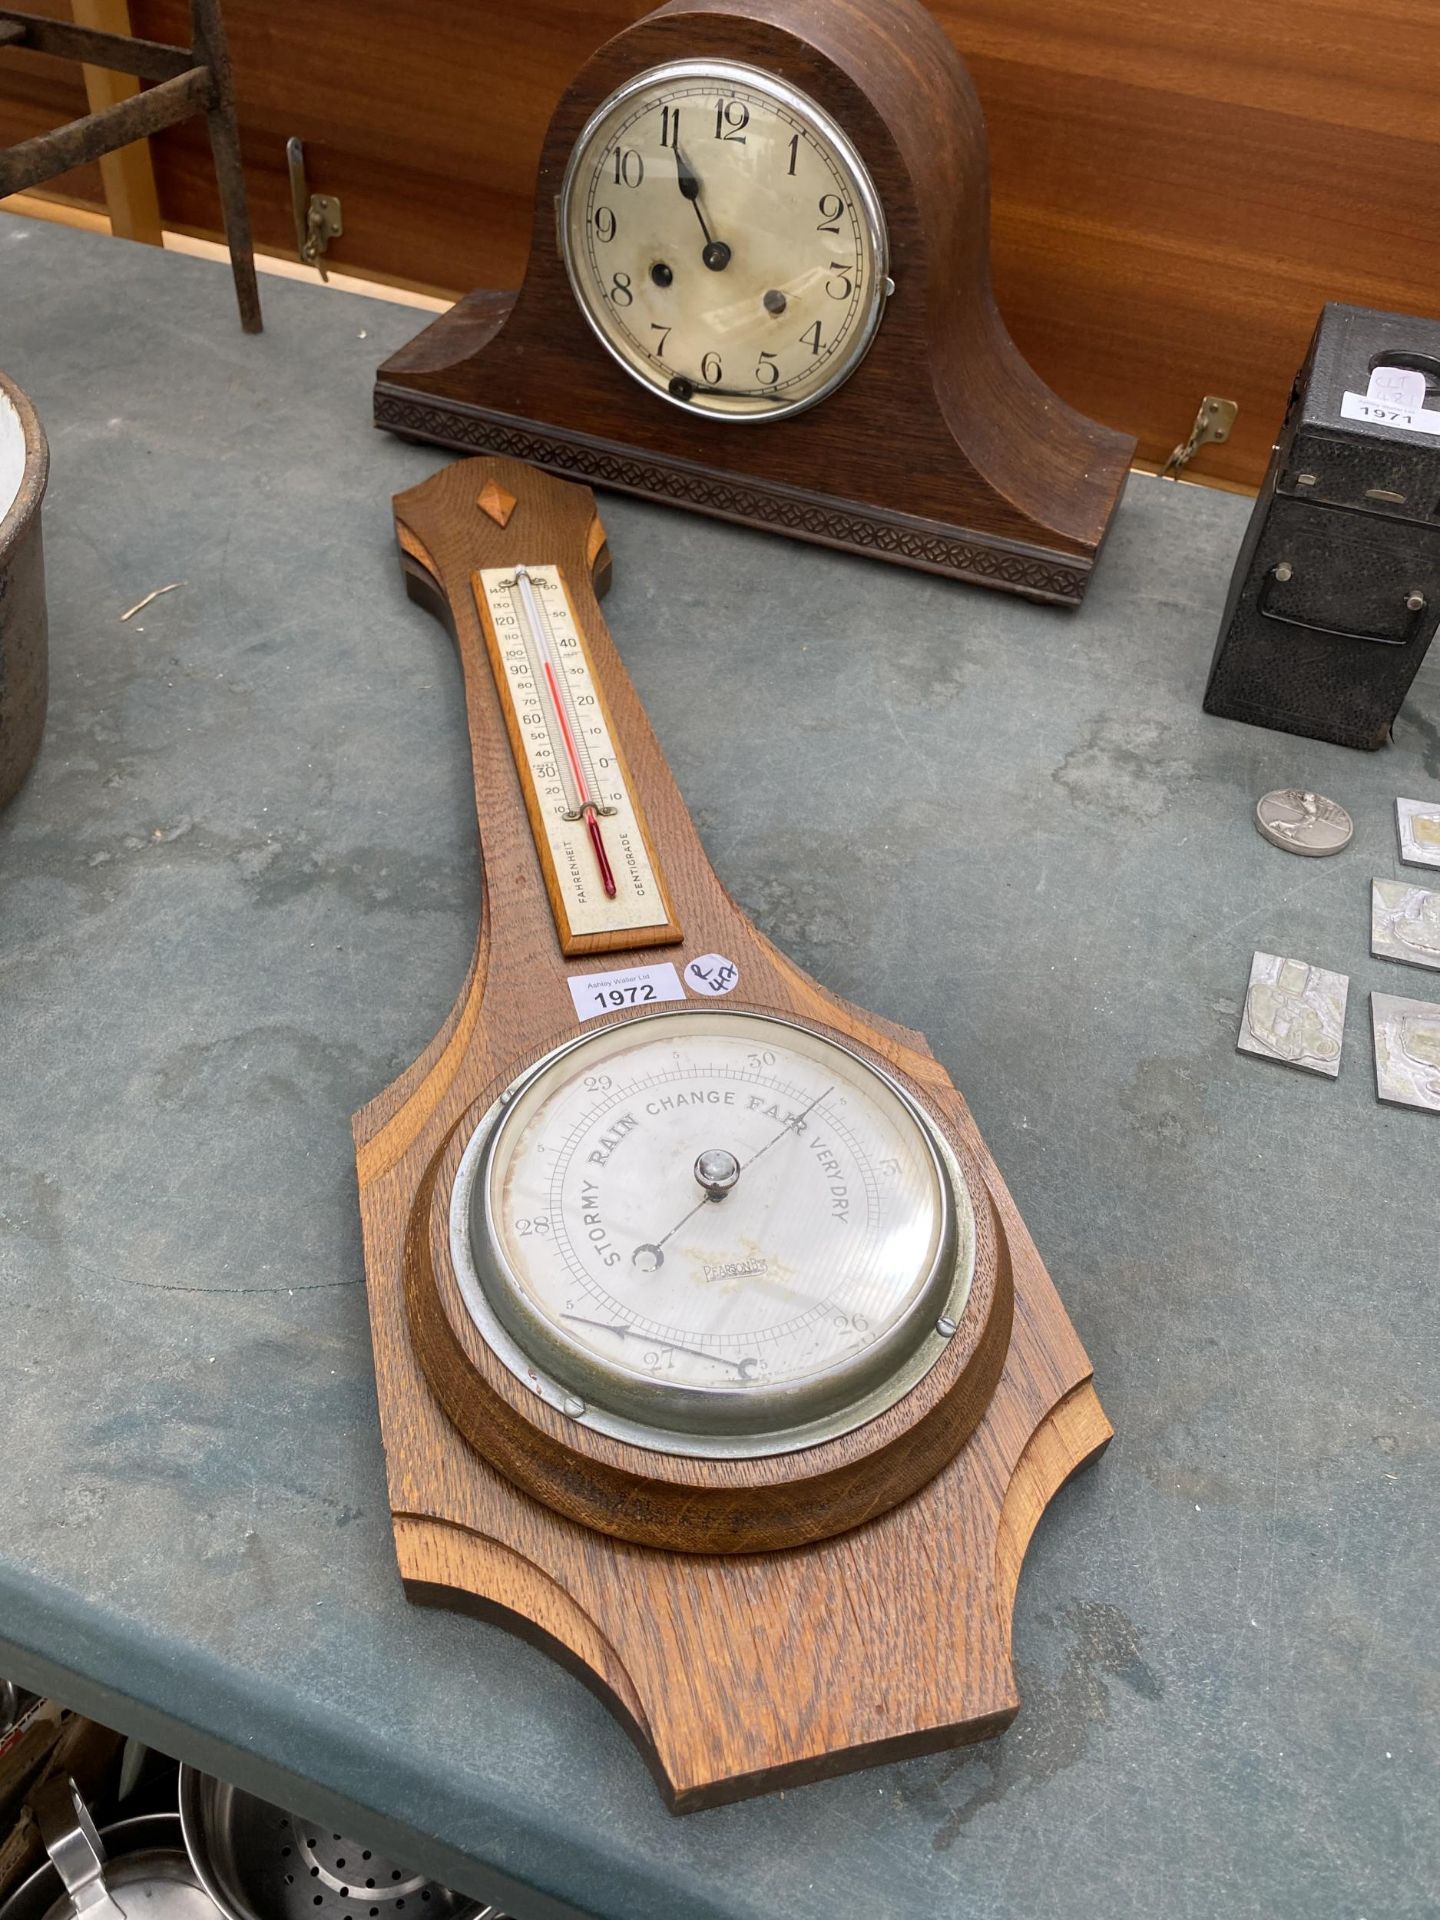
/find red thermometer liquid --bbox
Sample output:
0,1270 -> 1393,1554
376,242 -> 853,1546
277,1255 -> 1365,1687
512,564 -> 617,899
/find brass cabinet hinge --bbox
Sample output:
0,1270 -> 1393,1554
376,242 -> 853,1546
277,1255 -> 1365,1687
286,136 -> 342,281
1162,396 -> 1239,479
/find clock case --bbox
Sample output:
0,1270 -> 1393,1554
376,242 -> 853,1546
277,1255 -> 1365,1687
372,0 -> 1135,606
353,455 -> 1113,1811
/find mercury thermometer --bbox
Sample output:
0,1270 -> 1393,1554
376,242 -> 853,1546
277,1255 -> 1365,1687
474,561 -> 680,954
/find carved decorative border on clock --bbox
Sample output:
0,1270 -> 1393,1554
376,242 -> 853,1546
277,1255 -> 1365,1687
375,389 -> 1091,605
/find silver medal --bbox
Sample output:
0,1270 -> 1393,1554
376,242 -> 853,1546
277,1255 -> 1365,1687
1255,789 -> 1353,857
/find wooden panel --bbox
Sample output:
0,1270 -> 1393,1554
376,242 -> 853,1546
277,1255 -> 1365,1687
134,0 -> 646,296
967,8 -> 1440,484
3,0 -> 1436,484
72,0 -> 162,241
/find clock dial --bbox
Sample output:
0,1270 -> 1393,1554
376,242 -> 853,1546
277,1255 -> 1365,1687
451,1011 -> 975,1458
558,61 -> 890,420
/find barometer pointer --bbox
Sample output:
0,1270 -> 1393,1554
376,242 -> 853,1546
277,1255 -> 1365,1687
561,1313 -> 757,1377
738,1082 -> 833,1175
631,1084 -> 834,1271
672,143 -> 731,272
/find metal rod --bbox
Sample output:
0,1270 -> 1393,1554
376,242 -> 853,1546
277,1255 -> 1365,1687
0,0 -> 261,334
191,0 -> 262,333
0,10 -> 194,81
0,67 -> 214,196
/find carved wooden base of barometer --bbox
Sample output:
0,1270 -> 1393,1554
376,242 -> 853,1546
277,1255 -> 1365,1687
353,455 -> 1110,1811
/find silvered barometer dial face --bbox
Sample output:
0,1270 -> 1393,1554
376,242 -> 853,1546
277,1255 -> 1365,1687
558,60 -> 890,421
450,1011 -> 975,1458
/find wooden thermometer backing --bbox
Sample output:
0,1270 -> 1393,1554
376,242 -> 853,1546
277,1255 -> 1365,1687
354,455 -> 1112,1812
472,558 -> 679,954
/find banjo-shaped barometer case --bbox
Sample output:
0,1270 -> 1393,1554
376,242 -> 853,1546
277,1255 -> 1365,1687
353,455 -> 1111,1812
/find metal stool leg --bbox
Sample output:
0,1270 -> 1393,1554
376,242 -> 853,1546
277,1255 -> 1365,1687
190,0 -> 261,333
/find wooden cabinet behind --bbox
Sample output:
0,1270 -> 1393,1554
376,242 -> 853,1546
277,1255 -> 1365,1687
4,0 -> 1437,488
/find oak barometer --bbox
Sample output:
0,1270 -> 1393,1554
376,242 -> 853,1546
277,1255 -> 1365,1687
374,0 -> 1134,604
354,455 -> 1112,1810
455,1009 -> 970,1456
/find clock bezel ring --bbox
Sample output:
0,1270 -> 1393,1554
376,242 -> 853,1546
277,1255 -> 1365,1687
556,57 -> 892,425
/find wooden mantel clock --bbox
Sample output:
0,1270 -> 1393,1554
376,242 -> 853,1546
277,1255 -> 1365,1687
373,0 -> 1134,606
354,454 -> 1111,1811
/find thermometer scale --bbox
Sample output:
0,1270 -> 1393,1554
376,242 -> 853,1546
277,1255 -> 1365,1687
356,455 -> 1111,1812
508,565 -> 616,897
475,559 -> 679,953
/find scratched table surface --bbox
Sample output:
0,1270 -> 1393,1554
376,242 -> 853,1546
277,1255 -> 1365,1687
1,216 -> 1436,1920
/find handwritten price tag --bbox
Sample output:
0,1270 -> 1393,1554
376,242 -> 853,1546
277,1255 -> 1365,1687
1341,365 -> 1440,436
684,953 -> 740,998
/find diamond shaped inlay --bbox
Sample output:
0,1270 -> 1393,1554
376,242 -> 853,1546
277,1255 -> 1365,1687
476,479 -> 517,528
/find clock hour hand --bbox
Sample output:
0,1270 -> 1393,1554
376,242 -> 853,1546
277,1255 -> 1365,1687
672,144 -> 731,272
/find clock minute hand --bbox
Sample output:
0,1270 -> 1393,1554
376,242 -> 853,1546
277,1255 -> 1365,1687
668,377 -> 789,404
673,144 -> 731,272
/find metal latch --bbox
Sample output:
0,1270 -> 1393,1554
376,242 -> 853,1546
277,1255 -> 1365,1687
286,136 -> 342,281
1162,396 -> 1239,479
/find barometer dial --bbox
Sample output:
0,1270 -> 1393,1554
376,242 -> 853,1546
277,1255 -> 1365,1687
558,60 -> 889,420
451,1010 -> 975,1457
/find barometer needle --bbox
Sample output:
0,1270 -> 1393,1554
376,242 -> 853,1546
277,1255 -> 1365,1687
561,1313 -> 753,1375
632,1082 -> 835,1267
738,1082 -> 834,1175
513,565 -> 617,899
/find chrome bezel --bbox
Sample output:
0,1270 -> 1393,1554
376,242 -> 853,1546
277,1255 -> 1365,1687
557,59 -> 891,424
448,1009 -> 974,1460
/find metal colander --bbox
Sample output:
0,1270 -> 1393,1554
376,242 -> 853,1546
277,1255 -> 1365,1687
177,1770 -> 503,1920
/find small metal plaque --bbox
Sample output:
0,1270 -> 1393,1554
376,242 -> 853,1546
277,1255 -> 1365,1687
1371,991 -> 1440,1113
1396,797 -> 1440,870
1238,951 -> 1348,1077
1371,878 -> 1440,973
